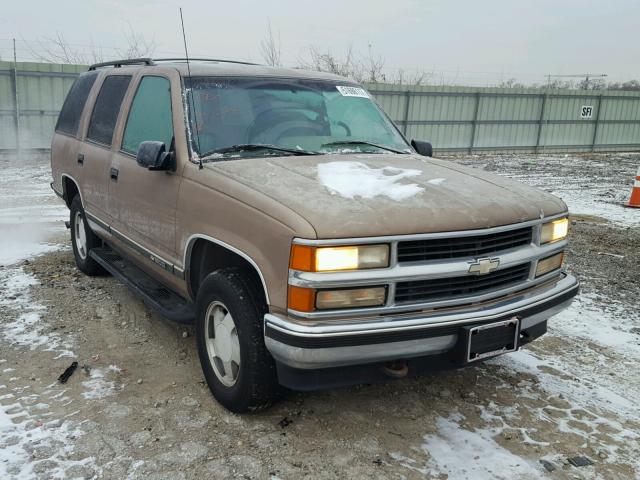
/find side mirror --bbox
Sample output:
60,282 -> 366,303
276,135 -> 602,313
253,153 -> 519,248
136,141 -> 175,171
411,139 -> 433,157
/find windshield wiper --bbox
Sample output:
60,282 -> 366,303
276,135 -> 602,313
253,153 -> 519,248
320,140 -> 409,155
200,144 -> 318,161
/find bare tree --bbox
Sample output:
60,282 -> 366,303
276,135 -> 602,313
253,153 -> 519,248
116,25 -> 156,60
363,43 -> 385,83
299,45 -> 358,79
298,43 -> 434,85
499,78 -> 526,88
260,20 -> 281,66
23,28 -> 155,64
24,32 -> 97,64
392,68 -> 433,86
607,79 -> 640,91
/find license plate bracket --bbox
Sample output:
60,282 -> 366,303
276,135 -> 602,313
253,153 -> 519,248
461,318 -> 520,363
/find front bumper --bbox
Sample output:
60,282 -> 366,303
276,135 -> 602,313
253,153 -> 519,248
264,272 -> 578,371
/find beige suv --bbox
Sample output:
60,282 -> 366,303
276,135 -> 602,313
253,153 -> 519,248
50,58 -> 578,412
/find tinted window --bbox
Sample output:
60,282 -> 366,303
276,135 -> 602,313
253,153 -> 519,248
122,76 -> 173,154
86,75 -> 131,146
56,71 -> 99,136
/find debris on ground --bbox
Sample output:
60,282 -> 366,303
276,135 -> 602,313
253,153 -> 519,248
57,361 -> 78,383
278,417 -> 293,428
568,456 -> 595,467
539,459 -> 556,472
597,251 -> 625,259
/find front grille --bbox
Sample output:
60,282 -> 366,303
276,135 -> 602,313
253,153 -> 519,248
394,263 -> 531,304
397,226 -> 533,263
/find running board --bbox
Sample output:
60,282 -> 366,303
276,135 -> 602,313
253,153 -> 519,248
89,247 -> 194,324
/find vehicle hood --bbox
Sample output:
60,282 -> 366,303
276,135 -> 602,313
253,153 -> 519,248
205,154 -> 567,238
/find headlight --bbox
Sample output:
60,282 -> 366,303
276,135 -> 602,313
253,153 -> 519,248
535,252 -> 564,277
287,285 -> 386,312
290,244 -> 389,272
540,217 -> 569,244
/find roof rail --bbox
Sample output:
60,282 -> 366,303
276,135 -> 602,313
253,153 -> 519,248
153,58 -> 260,66
88,58 -> 156,70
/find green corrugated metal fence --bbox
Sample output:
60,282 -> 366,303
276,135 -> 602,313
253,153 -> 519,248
0,61 -> 86,154
365,83 -> 640,153
1,62 -> 640,155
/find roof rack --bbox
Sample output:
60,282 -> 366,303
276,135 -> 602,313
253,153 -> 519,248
153,58 -> 260,66
88,58 -> 155,70
88,57 -> 260,71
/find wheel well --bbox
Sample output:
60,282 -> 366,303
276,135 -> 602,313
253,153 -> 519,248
188,239 -> 266,303
62,176 -> 79,208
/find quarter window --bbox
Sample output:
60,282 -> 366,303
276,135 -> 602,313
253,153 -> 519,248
56,71 -> 98,136
122,76 -> 174,154
86,75 -> 132,146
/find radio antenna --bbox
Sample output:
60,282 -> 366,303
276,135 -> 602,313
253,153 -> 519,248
179,7 -> 202,168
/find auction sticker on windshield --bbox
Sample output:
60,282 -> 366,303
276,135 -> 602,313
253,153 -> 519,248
336,86 -> 370,98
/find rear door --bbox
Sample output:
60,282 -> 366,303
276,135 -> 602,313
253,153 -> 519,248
80,74 -> 132,221
108,73 -> 182,265
51,71 -> 99,201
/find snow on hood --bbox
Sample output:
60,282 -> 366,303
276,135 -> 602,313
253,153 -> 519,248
317,161 -> 424,201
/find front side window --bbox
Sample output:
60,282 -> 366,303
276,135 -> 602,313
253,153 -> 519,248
122,76 -> 174,155
87,75 -> 131,146
56,71 -> 99,136
184,77 -> 410,159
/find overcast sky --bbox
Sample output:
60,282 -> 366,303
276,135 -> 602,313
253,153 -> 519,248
1,0 -> 639,85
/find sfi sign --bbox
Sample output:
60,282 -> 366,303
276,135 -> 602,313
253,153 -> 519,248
580,105 -> 594,119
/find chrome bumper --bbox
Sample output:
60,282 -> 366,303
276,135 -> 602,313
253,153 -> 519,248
264,273 -> 579,369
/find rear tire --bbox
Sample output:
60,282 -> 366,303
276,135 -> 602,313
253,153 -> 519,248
195,267 -> 281,412
70,195 -> 105,276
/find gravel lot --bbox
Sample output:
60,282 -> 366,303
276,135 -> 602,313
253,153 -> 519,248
1,153 -> 639,479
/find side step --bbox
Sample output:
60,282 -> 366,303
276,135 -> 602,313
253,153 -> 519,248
89,247 -> 195,324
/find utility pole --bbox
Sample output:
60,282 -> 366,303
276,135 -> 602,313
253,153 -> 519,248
12,38 -> 21,161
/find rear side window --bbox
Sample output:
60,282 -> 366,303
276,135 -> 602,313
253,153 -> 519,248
122,76 -> 174,154
86,75 -> 132,146
56,71 -> 99,136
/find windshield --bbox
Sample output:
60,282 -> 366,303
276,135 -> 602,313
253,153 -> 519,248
183,77 -> 410,160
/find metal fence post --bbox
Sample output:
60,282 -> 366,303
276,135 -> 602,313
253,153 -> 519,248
535,93 -> 548,154
402,90 -> 411,136
468,92 -> 481,153
591,94 -> 603,152
11,39 -> 21,160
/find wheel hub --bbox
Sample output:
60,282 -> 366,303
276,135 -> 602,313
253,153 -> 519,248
204,301 -> 240,387
74,211 -> 87,260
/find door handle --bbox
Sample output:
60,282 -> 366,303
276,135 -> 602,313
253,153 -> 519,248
110,168 -> 119,181
77,154 -> 84,165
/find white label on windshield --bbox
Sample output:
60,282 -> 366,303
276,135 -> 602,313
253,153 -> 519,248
336,86 -> 369,98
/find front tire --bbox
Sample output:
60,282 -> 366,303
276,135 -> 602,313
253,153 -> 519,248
70,195 -> 105,276
195,267 -> 280,412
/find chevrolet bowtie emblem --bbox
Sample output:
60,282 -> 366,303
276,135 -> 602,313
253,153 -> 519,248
468,257 -> 500,275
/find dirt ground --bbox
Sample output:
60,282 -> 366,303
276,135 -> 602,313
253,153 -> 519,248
1,153 -> 639,479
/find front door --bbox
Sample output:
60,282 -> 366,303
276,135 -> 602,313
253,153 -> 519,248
108,74 -> 182,266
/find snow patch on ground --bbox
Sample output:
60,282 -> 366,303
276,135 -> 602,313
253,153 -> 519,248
0,159 -> 68,266
317,161 -> 424,201
0,267 -> 74,358
550,292 -> 640,354
465,154 -> 640,228
418,415 -> 546,479
81,368 -> 117,400
0,377 -> 99,479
